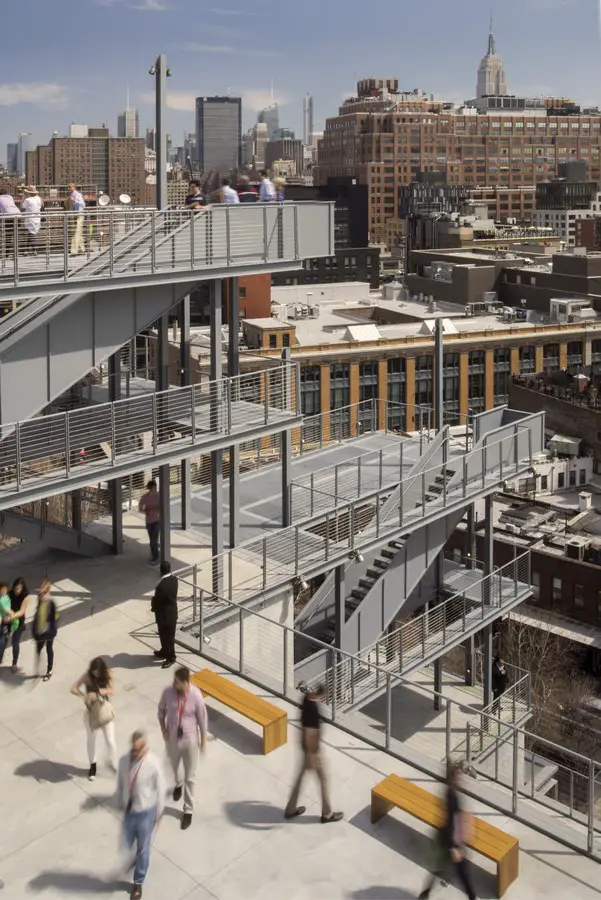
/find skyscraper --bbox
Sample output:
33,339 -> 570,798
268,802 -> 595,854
476,15 -> 507,98
258,103 -> 279,141
195,96 -> 242,176
6,143 -> 17,174
146,128 -> 156,151
16,133 -> 32,177
303,94 -> 314,145
118,108 -> 140,138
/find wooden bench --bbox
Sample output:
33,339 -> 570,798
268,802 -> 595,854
191,668 -> 287,755
371,774 -> 519,898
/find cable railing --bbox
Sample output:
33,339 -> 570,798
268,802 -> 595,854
0,202 -> 333,290
451,670 -> 532,762
0,363 -> 297,498
174,583 -> 601,859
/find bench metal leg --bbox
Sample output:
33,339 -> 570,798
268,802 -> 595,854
263,713 -> 288,754
371,790 -> 395,824
496,843 -> 519,897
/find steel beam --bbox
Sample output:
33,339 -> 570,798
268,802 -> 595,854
434,316 -> 444,434
227,277 -> 240,547
109,351 -> 123,555
179,296 -> 192,531
482,494 -> 494,706
154,54 -> 168,211
281,347 -> 292,528
157,313 -> 171,562
210,280 -> 224,592
334,564 -> 345,649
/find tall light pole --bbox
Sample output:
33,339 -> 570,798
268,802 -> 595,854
149,54 -> 170,209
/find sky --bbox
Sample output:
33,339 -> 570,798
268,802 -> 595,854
1,0 -> 600,162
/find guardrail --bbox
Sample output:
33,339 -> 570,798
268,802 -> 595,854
175,584 -> 601,859
0,202 -> 333,290
0,363 -> 296,497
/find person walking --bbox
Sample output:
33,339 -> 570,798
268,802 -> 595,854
236,175 -> 258,203
184,179 -> 207,210
138,480 -> 161,564
151,561 -> 178,668
71,656 -> 117,781
116,730 -> 165,900
32,581 -> 57,681
284,683 -> 343,824
259,170 -> 276,202
0,582 -> 13,668
21,186 -> 43,255
491,655 -> 510,717
418,762 -> 478,900
158,666 -> 207,830
7,577 -> 30,673
67,182 -> 86,255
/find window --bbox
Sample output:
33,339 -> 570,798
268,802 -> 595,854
493,349 -> 510,405
580,468 -> 587,486
443,352 -> 460,424
387,357 -> 406,431
330,363 -> 350,417
552,577 -> 562,604
239,287 -> 247,299
558,472 -> 565,489
468,350 -> 485,414
543,343 -> 559,372
575,584 -> 585,611
359,361 -> 378,429
531,571 -> 540,602
269,334 -> 277,349
415,355 -> 433,408
299,365 -> 321,416
540,475 -> 548,490
569,470 -> 577,487
519,346 -> 536,373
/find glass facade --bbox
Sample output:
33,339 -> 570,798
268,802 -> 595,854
468,350 -> 486,414
567,340 -> 583,371
299,365 -> 321,416
415,355 -> 433,409
493,348 -> 510,406
519,345 -> 535,373
359,361 -> 378,430
330,364 -> 350,432
387,357 -> 406,431
543,343 -> 560,372
443,352 -> 460,424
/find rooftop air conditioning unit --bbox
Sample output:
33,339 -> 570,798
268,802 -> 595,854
566,540 -> 586,561
505,523 -> 519,534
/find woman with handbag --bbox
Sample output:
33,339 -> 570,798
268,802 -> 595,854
71,656 -> 117,781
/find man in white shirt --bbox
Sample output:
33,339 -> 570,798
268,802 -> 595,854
221,178 -> 240,204
116,730 -> 166,900
259,169 -> 276,202
67,182 -> 86,255
21,186 -> 43,255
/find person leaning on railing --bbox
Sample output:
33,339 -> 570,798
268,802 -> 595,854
0,188 -> 21,256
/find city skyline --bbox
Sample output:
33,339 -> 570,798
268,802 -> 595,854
0,0 -> 599,163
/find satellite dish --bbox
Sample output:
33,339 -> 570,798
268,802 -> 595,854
119,193 -> 131,205
98,194 -> 110,207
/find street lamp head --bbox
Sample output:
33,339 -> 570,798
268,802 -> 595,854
149,65 -> 157,75
166,68 -> 172,77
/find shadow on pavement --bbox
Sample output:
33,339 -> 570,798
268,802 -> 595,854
14,759 -> 87,783
346,888 -> 414,899
28,871 -> 130,894
224,799 -> 320,831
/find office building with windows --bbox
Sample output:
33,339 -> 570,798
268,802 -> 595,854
196,96 -> 242,176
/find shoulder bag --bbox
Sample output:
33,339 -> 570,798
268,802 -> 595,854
87,677 -> 115,731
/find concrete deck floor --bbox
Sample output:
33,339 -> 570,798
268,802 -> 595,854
0,528 -> 599,899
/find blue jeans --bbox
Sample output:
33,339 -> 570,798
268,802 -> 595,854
123,808 -> 156,885
146,521 -> 160,562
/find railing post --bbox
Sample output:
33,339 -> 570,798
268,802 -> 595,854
226,380 -> 232,434
294,524 -> 300,574
192,565 -> 198,623
463,591 -> 466,630
350,657 -> 355,706
310,473 -> 315,517
262,204 -> 268,261
14,422 -> 22,489
512,727 -> 519,814
151,214 -> 156,272
482,439 -> 487,487
357,456 -> 362,496
283,627 -> 289,696
445,703 -> 452,759
421,472 -> 426,510
64,416 -> 70,480
109,210 -> 114,276
151,393 -> 158,454
331,650 -> 338,723
191,384 -> 197,442
190,207 -> 195,267
264,370 -> 269,424
62,215 -> 68,281
462,455 -> 467,498
569,769 -> 574,818
325,511 -> 330,560
588,759 -> 595,854
225,204 -> 231,264
466,723 -> 472,768
385,673 -> 392,750
199,586 -> 205,648
110,402 -> 116,465
238,606 -> 244,674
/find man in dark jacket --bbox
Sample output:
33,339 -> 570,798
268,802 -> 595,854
491,656 -> 510,716
151,561 -> 178,668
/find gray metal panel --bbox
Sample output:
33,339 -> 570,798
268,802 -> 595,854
93,290 -> 136,363
296,202 -> 334,259
0,509 -> 111,556
48,297 -> 94,399
0,327 -> 49,424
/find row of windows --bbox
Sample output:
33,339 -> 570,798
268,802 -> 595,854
531,572 -> 601,619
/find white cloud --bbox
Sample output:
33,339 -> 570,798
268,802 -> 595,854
243,89 -> 289,112
97,0 -> 167,9
139,89 -> 195,112
0,82 -> 70,108
209,7 -> 249,15
179,41 -> 282,58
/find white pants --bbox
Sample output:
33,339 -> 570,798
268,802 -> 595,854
84,712 -> 117,768
167,740 -> 199,813
71,214 -> 85,254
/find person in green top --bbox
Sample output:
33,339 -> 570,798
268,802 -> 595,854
0,582 -> 15,665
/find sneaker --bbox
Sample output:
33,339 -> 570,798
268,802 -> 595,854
130,886 -> 142,900
88,763 -> 97,782
173,785 -> 183,802
181,813 -> 192,830
321,811 -> 344,823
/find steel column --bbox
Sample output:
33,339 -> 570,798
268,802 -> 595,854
157,313 -> 171,562
434,658 -> 442,712
482,494 -> 494,706
334,563 -> 345,649
109,351 -> 123,555
179,296 -> 192,530
434,315 -> 444,433
281,347 -> 292,528
154,54 -> 168,211
211,280 -> 224,592
227,277 -> 240,547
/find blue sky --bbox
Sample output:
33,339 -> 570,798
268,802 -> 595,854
1,0 -> 600,161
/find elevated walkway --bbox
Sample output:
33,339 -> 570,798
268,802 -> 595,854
0,203 -> 332,424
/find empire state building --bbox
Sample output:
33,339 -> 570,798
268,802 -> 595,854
476,17 -> 508,98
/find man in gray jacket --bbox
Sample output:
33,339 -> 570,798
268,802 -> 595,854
116,730 -> 166,900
